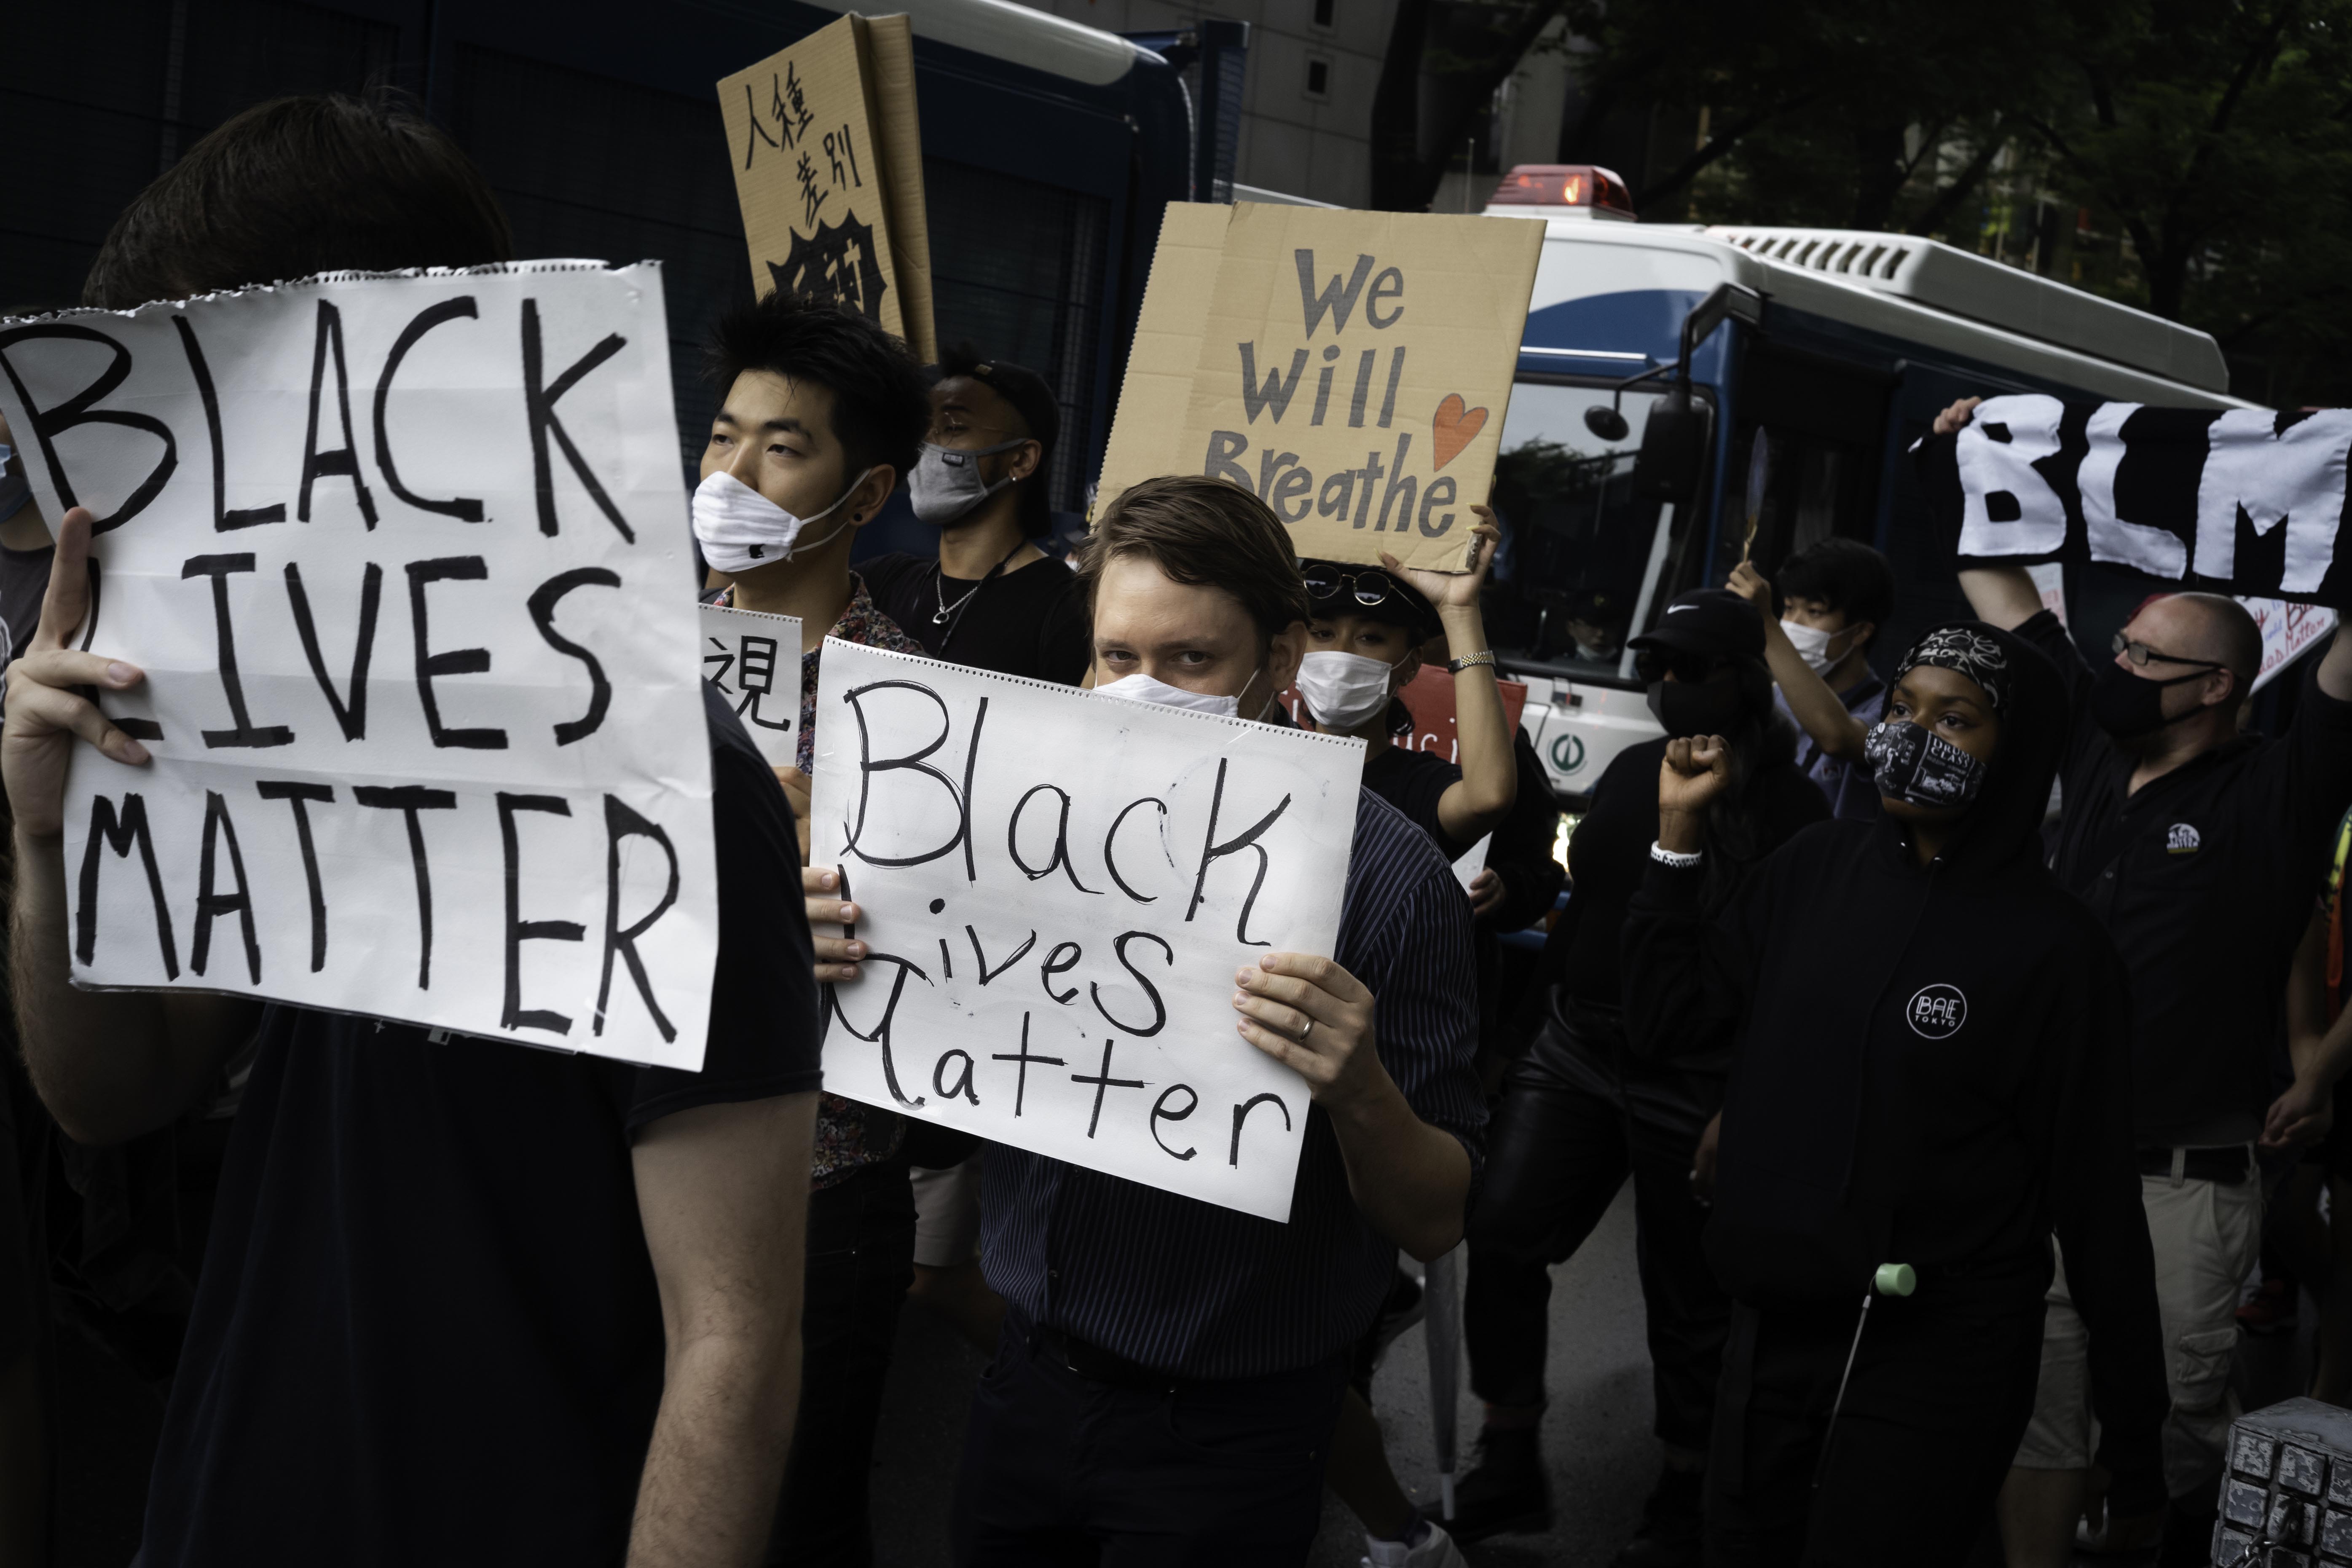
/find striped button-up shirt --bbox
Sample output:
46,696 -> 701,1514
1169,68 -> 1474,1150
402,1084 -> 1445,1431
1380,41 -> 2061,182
980,787 -> 1487,1378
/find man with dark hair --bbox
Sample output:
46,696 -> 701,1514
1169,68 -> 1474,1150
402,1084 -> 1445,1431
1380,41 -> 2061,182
10,95 -> 823,1567
693,287 -> 932,1566
859,346 -> 1089,684
1727,537 -> 1896,820
807,473 -> 1485,1563
1934,396 -> 2352,1567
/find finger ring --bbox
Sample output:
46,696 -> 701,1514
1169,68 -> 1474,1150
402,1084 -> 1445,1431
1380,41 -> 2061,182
1298,1018 -> 1314,1043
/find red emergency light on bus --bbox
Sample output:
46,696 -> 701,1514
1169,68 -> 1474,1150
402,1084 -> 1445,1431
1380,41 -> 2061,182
1488,164 -> 1636,218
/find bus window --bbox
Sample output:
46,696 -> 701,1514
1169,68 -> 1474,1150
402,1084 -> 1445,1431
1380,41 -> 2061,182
1488,379 -> 1703,685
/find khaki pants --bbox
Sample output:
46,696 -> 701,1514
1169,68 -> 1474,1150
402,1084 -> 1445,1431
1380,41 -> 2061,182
2014,1163 -> 2262,1504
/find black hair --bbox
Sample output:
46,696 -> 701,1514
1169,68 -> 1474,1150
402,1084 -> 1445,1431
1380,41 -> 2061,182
84,91 -> 512,308
1777,537 -> 1896,651
936,340 -> 1055,539
708,291 -> 931,484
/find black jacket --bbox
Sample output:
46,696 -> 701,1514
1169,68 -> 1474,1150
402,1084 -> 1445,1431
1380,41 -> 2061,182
1623,622 -> 2165,1491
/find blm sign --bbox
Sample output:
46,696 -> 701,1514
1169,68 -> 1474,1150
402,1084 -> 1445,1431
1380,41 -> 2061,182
0,263 -> 718,1070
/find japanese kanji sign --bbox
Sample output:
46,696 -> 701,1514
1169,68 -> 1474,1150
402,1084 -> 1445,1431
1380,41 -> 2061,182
701,604 -> 801,766
1097,202 -> 1543,572
719,15 -> 936,362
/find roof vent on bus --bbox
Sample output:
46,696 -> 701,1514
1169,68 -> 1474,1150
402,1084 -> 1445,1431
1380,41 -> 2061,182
1702,224 -> 2229,392
1488,164 -> 1637,220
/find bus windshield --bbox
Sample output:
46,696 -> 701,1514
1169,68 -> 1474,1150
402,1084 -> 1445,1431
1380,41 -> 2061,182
1486,380 -> 1705,686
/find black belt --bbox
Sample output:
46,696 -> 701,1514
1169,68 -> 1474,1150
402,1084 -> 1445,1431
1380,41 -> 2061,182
2136,1145 -> 2253,1184
1035,1325 -> 1179,1391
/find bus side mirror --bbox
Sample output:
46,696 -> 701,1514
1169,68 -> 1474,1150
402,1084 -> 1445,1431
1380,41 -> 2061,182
1633,389 -> 1706,501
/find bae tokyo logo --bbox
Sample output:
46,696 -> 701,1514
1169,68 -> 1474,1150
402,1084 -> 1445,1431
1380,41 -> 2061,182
1906,984 -> 1968,1040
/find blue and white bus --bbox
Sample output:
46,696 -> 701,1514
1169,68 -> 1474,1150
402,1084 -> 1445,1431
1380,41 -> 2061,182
1474,167 -> 2258,801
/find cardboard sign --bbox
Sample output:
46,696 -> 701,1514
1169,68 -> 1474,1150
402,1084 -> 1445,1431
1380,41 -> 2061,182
719,15 -> 936,362
1920,395 -> 2352,605
701,605 -> 802,766
0,264 -> 717,1070
1097,203 -> 1543,573
809,641 -> 1362,1220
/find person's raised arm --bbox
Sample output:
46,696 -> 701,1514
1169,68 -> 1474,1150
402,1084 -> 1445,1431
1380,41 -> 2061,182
1727,560 -> 1869,761
2265,911 -> 2352,1149
627,1089 -> 818,1568
1389,514 -> 1514,844
5,507 -> 254,1145
2319,619 -> 2352,703
1234,938 -> 1475,1261
1931,396 -> 2046,631
1620,737 -> 1769,1061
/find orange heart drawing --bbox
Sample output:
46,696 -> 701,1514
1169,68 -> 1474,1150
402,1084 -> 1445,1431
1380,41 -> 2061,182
1431,394 -> 1487,470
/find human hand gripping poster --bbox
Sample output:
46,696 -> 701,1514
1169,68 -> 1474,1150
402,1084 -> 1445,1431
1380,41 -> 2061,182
809,641 -> 1363,1220
0,263 -> 718,1070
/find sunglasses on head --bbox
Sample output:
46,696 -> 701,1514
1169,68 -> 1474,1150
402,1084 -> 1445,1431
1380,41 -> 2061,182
1303,565 -> 1405,609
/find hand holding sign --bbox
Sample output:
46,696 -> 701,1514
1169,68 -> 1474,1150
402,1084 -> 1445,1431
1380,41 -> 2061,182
1231,952 -> 1383,1111
4,507 -> 154,839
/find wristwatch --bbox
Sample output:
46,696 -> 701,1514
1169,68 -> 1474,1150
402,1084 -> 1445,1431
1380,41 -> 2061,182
1447,651 -> 1496,674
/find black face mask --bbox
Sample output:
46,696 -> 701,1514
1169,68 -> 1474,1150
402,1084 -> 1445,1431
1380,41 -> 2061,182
1864,719 -> 1988,809
1647,678 -> 1747,739
2090,659 -> 2208,740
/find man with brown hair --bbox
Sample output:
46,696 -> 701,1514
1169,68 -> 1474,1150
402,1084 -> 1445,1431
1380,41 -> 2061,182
807,474 -> 1486,1564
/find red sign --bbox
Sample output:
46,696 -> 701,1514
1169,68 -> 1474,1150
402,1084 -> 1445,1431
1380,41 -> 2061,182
1277,665 -> 1528,759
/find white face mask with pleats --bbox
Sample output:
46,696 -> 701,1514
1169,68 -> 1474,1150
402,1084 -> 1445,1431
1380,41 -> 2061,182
1094,666 -> 1274,721
1293,650 -> 1396,729
692,468 -> 871,574
1781,618 -> 1857,677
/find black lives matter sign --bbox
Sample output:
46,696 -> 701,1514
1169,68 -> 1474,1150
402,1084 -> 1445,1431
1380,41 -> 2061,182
0,263 -> 719,1069
808,641 -> 1360,1220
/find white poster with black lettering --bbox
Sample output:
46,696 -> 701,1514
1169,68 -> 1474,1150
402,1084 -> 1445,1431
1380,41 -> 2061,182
808,641 -> 1362,1220
701,605 -> 800,766
0,262 -> 717,1070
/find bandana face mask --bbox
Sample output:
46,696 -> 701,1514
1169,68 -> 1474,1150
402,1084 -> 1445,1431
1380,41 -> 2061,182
692,468 -> 871,574
1864,719 -> 1988,809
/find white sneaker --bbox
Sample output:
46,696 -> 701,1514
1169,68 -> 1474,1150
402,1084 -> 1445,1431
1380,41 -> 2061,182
1362,1521 -> 1470,1568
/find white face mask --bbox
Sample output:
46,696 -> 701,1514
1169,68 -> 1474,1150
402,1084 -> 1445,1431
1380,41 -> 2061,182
1781,618 -> 1853,677
692,467 -> 872,575
1294,649 -> 1395,729
1094,666 -> 1274,721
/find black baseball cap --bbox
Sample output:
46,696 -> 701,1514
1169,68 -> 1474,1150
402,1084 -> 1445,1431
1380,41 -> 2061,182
1628,588 -> 1765,662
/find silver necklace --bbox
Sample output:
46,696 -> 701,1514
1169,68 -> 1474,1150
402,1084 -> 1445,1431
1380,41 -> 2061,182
932,566 -> 984,625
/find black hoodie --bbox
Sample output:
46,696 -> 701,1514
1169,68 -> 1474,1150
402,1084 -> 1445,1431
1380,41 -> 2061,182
1622,621 -> 2165,1492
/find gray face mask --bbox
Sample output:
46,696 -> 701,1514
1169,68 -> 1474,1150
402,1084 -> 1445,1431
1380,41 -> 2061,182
908,439 -> 1024,525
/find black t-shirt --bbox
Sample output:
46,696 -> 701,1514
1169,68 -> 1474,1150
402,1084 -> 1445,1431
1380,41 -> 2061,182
2023,610 -> 2352,1145
140,683 -> 822,1566
1550,736 -> 1827,1010
0,539 -> 49,671
861,549 -> 1090,683
1362,745 -> 1474,862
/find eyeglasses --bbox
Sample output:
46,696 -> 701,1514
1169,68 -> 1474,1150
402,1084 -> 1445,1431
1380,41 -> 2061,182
2111,632 -> 2224,672
1303,565 -> 1403,609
